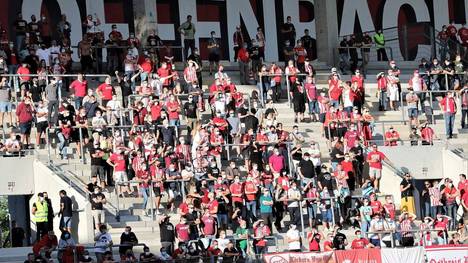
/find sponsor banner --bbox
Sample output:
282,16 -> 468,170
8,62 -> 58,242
424,245 -> 468,263
263,251 -> 335,263
381,247 -> 425,263
334,248 -> 382,263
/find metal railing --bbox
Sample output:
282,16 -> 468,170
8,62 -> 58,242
364,228 -> 449,248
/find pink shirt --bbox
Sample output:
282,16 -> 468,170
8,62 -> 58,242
269,154 -> 284,173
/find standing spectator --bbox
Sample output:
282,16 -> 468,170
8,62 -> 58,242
178,15 -> 196,61
78,34 -> 93,73
207,31 -> 220,75
287,182 -> 302,227
361,32 -> 373,76
366,144 -> 391,191
406,89 -> 420,127
281,16 -> 296,51
16,96 -> 35,147
233,26 -> 244,62
286,224 -> 301,252
399,212 -> 416,247
0,77 -> 13,128
14,13 -> 27,52
294,40 -> 307,71
283,41 -> 295,64
256,27 -> 266,62
237,43 -> 250,85
400,173 -> 416,215
269,63 -> 283,102
347,35 -> 359,72
442,179 -> 458,230
301,29 -> 314,60
429,180 -> 443,217
90,186 -> 106,229
59,190 -> 73,233
119,226 -> 139,260
97,76 -> 114,107
376,72 -> 388,111
461,86 -> 468,129
159,215 -> 175,254
374,29 -> 388,61
69,73 -> 88,109
94,225 -> 113,263
338,37 -> 349,74
439,91 -> 457,139
44,78 -> 59,126
31,193 -> 49,241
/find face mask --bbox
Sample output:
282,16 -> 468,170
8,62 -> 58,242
303,157 -> 310,161
124,231 -> 130,235
39,197 -> 44,201
145,251 -> 150,255
84,255 -> 89,259
94,190 -> 99,194
211,163 -> 216,168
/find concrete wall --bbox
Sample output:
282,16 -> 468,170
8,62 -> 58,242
29,161 -> 94,244
442,150 -> 468,182
0,156 -> 35,195
379,146 -> 444,179
380,165 -> 404,207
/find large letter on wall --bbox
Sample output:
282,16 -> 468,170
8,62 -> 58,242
226,0 -> 260,61
178,0 -> 221,51
339,0 -> 375,36
382,0 -> 431,61
263,0 -> 278,62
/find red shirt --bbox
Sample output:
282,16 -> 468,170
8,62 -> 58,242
109,153 -> 126,172
150,103 -> 163,121
212,117 -> 228,131
16,102 -> 34,123
244,181 -> 257,201
157,67 -> 171,86
462,192 -> 468,208
323,240 -> 333,251
166,101 -> 180,120
230,183 -> 243,203
17,66 -> 30,81
70,80 -> 88,97
140,61 -> 152,73
305,83 -> 317,101
329,81 -> 342,100
377,76 -> 388,92
294,46 -> 306,63
351,238 -> 369,249
458,180 -> 468,196
175,223 -> 190,241
370,200 -> 382,214
421,127 -> 435,142
383,203 -> 395,219
351,75 -> 364,90
340,160 -> 354,174
308,232 -> 321,251
237,48 -> 249,63
32,234 -> 58,255
440,96 -> 457,113
97,83 -> 114,100
447,25 -> 458,37
367,151 -> 386,169
344,130 -> 359,148
202,215 -> 216,235
385,131 -> 399,146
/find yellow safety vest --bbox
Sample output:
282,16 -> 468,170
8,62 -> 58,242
34,201 -> 48,223
374,33 -> 385,48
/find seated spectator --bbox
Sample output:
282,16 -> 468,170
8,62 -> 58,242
32,231 -> 57,260
351,229 -> 374,249
384,126 -> 400,146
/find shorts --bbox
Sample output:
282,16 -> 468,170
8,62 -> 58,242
369,167 -> 382,180
153,186 -> 162,197
19,122 -> 32,135
308,100 -> 319,114
36,121 -> 48,133
91,165 -> 106,182
113,171 -> 128,184
61,216 -> 72,228
408,108 -> 418,118
209,53 -> 220,62
91,209 -> 105,225
0,101 -> 12,112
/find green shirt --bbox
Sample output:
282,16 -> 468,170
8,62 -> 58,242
235,227 -> 249,249
374,33 -> 385,48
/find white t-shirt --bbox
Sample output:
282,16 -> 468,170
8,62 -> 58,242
94,232 -> 112,253
49,46 -> 61,60
216,238 -> 230,252
36,106 -> 48,123
287,229 -> 301,250
309,148 -> 321,166
36,48 -> 51,66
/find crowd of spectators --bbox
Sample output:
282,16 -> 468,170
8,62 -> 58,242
0,12 -> 465,263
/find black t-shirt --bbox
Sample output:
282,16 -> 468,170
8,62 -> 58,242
90,193 -> 105,210
298,159 -> 315,178
207,166 -> 220,178
318,172 -> 334,190
330,148 -> 344,163
87,182 -> 98,195
238,108 -> 248,123
30,85 -> 43,103
147,35 -> 162,47
184,101 -> 197,118
349,146 -> 364,163
281,23 -> 296,40
332,232 -> 347,250
400,179 -> 414,198
244,115 -> 259,132
250,46 -> 259,60
217,197 -> 228,214
119,232 -> 139,254
15,19 -> 27,34
301,35 -> 313,49
60,196 -> 73,217
119,80 -> 133,97
223,247 -> 239,263
89,147 -> 104,166
159,221 -> 175,242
